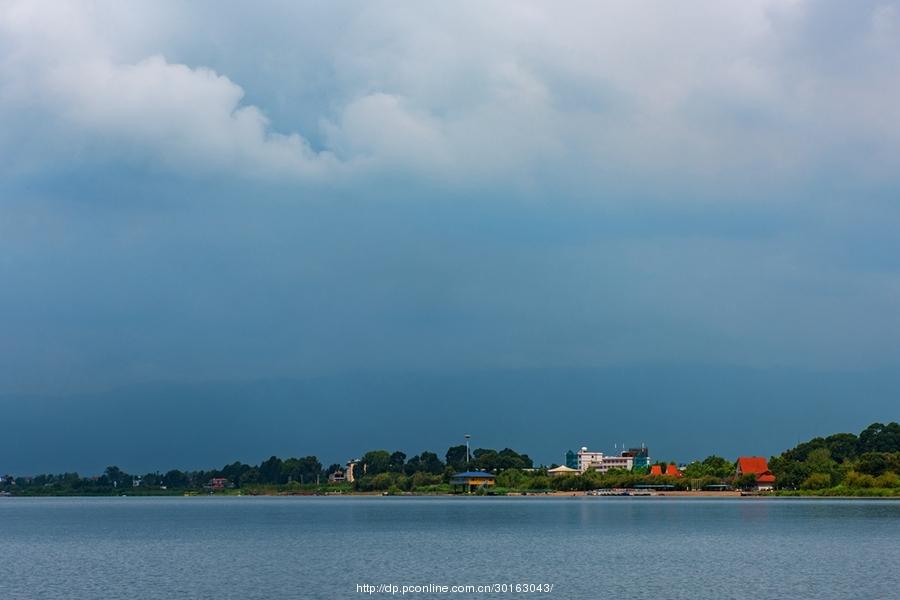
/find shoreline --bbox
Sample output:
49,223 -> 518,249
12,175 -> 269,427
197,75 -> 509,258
5,491 -> 899,499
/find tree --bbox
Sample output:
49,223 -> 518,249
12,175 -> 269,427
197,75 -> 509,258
163,469 -> 190,488
405,452 -> 444,475
104,466 -> 128,488
472,449 -> 499,471
497,448 -> 533,470
259,456 -> 285,484
239,468 -> 261,486
283,456 -> 323,484
823,433 -> 859,463
806,448 -> 837,474
389,451 -> 407,473
702,456 -> 735,478
221,461 -> 253,483
735,473 -> 759,490
361,450 -> 391,476
856,452 -> 890,476
445,445 -> 468,471
859,422 -> 900,453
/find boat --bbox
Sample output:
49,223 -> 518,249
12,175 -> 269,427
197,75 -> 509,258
587,488 -> 629,496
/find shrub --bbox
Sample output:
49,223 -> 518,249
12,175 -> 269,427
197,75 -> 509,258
802,472 -> 832,490
844,471 -> 875,489
875,471 -> 900,488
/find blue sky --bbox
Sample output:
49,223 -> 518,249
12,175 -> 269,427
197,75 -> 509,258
2,1 -> 899,472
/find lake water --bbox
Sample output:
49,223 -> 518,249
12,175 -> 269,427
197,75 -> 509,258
2,496 -> 898,599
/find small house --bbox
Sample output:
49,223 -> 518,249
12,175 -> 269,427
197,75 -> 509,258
450,471 -> 496,492
735,456 -> 776,491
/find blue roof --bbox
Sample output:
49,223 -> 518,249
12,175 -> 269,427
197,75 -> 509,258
451,471 -> 496,478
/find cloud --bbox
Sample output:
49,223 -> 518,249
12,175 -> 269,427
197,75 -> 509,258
2,0 -> 900,193
2,1 -> 900,386
0,2 -> 338,180
50,55 -> 338,179
323,93 -> 450,173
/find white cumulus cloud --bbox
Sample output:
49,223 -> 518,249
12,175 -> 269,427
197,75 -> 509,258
1,0 -> 899,193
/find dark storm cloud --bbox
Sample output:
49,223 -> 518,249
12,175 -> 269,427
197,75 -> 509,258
1,1 -> 899,471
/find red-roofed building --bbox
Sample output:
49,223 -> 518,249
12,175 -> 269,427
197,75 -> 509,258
736,456 -> 776,491
648,464 -> 683,478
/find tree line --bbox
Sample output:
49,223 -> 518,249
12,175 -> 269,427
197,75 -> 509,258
3,422 -> 898,496
768,422 -> 900,492
0,445 -> 533,495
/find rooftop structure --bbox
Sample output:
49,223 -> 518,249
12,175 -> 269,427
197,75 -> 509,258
576,446 -> 647,473
548,465 -> 579,477
450,471 -> 496,492
736,456 -> 776,491
620,446 -> 651,469
648,464 -> 683,478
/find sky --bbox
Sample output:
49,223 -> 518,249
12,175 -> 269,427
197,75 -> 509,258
2,1 -> 900,474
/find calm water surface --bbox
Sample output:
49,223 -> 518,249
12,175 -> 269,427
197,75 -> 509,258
2,496 -> 898,599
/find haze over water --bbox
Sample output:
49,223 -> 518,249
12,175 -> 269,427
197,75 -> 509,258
4,497 -> 899,599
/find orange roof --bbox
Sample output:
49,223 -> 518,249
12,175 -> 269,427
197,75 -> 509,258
665,464 -> 683,478
738,457 -> 776,483
649,465 -> 663,476
737,456 -> 769,475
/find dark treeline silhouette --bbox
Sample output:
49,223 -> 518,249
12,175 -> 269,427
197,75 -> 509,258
0,446 -> 533,495
3,424 -> 899,496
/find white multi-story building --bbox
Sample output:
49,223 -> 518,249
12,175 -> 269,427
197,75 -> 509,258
576,447 -> 635,473
596,455 -> 634,472
576,447 -> 603,472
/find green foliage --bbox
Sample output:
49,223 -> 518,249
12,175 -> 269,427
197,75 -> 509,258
409,471 -> 442,488
735,473 -> 760,490
258,456 -> 285,484
404,451 -> 444,475
360,450 -> 392,476
802,472 -> 833,490
823,433 -> 859,463
389,451 -> 407,473
6,424 -> 897,497
875,471 -> 900,488
856,452 -> 890,476
843,471 -> 875,489
496,468 -> 528,489
858,422 -> 900,453
445,445 -> 468,471
683,456 -> 735,479
282,456 -> 323,484
471,447 -> 532,471
770,422 -> 900,491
